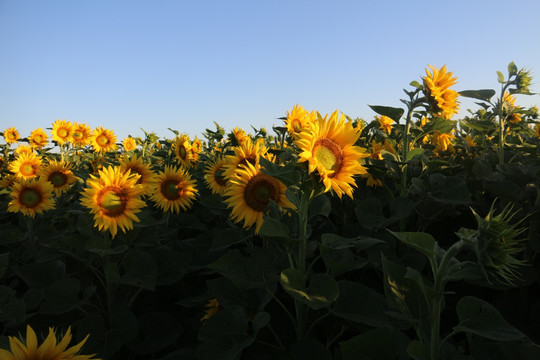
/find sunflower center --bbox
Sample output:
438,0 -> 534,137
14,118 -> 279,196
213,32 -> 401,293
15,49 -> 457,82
243,174 -> 280,212
97,135 -> 109,146
58,128 -> 69,138
72,131 -> 82,139
20,162 -> 38,177
8,132 -> 16,140
49,172 -> 67,187
313,138 -> 343,176
214,168 -> 227,186
19,188 -> 42,208
97,186 -> 127,217
161,179 -> 183,200
33,135 -> 42,143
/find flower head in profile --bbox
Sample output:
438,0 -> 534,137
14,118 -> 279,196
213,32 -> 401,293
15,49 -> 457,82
3,127 -> 20,144
91,127 -> 117,153
119,154 -> 157,196
9,152 -> 42,179
229,127 -> 249,146
0,324 -> 100,360
224,161 -> 294,234
200,298 -> 222,321
80,165 -> 146,238
71,122 -> 92,148
51,119 -> 73,145
502,92 -> 522,124
284,104 -> 316,139
7,178 -> 55,218
431,130 -> 456,153
296,110 -> 369,198
29,128 -> 49,149
173,134 -> 194,167
376,115 -> 393,133
423,65 -> 460,119
150,165 -> 198,214
40,160 -> 79,197
15,145 -> 34,156
204,156 -> 228,196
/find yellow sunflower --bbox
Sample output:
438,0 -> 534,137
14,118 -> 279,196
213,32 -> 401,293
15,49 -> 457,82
9,152 -> 42,179
190,137 -> 203,165
172,134 -> 193,167
122,136 -> 137,152
3,127 -> 20,144
431,130 -> 456,152
377,115 -> 393,133
296,110 -> 369,198
29,128 -> 49,149
0,174 -> 17,189
14,145 -> 34,156
423,65 -> 460,119
150,165 -> 198,214
40,160 -> 78,196
71,122 -> 92,148
51,119 -> 73,145
204,156 -> 228,195
80,165 -> 146,238
223,137 -> 267,179
225,161 -> 294,234
0,325 -> 99,360
230,127 -> 249,146
285,104 -> 316,138
201,298 -> 222,321
7,178 -> 55,218
119,154 -> 157,196
502,92 -> 522,123
91,127 -> 117,153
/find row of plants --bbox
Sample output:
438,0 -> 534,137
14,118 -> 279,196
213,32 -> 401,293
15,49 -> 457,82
0,62 -> 539,359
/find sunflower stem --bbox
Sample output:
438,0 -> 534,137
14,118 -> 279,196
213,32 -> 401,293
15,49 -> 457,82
295,190 -> 311,340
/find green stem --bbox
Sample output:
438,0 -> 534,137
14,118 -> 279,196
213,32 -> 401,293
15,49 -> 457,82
430,240 -> 464,360
295,191 -> 310,341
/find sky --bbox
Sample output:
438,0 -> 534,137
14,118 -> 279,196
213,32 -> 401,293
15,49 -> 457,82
1,0 -> 539,142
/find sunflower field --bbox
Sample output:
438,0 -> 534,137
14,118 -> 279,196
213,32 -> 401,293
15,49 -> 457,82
1,62 -> 540,360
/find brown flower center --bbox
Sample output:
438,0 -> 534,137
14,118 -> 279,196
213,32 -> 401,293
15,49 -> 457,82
19,188 -> 42,208
97,186 -> 127,217
49,171 -> 68,187
313,138 -> 343,177
161,179 -> 183,200
243,173 -> 280,212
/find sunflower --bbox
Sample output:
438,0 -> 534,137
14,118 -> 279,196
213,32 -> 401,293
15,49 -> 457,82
71,122 -> 92,148
91,127 -> 117,153
431,130 -> 456,152
80,165 -> 146,238
3,127 -> 20,144
423,65 -> 460,119
225,161 -> 294,234
51,119 -> 73,145
14,145 -> 34,156
122,136 -> 137,152
377,115 -> 393,133
200,298 -> 222,321
204,156 -> 228,195
190,137 -> 203,165
296,110 -> 369,198
229,127 -> 249,146
40,160 -> 78,196
150,165 -> 197,214
7,178 -> 55,217
29,128 -> 49,149
0,325 -> 99,360
9,152 -> 42,179
223,137 -> 267,179
119,154 -> 157,196
172,134 -> 194,167
285,104 -> 316,138
502,92 -> 522,124
0,174 -> 17,189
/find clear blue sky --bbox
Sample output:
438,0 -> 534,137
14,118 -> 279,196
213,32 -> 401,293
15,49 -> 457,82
1,0 -> 539,141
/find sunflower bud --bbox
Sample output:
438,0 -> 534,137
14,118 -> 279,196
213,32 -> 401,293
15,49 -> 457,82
457,203 -> 527,285
515,68 -> 533,94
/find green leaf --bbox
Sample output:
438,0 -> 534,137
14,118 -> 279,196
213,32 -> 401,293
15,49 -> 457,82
410,80 -> 422,88
458,89 -> 496,102
422,117 -> 457,134
332,280 -> 388,327
508,61 -> 518,77
128,312 -> 183,355
497,70 -> 505,83
152,246 -> 192,286
39,278 -> 83,315
14,260 -> 66,288
389,231 -> 437,258
106,249 -> 158,290
280,269 -> 339,310
309,193 -> 331,219
210,227 -> 247,250
339,327 -> 410,360
406,148 -> 424,161
428,174 -> 472,205
454,296 -> 528,341
369,105 -> 404,123
407,340 -> 430,360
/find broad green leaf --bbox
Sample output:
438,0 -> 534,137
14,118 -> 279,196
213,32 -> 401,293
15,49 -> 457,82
14,260 -> 66,288
454,296 -> 528,341
369,105 -> 405,122
458,89 -> 496,102
0,253 -> 8,279
280,269 -> 339,310
428,174 -> 472,205
407,340 -> 430,360
309,193 -> 331,219
508,61 -> 518,76
332,280 -> 388,327
406,147 -> 424,161
210,227 -> 247,250
152,246 -> 192,286
422,117 -> 457,134
339,327 -> 410,360
389,231 -> 437,258
128,312 -> 183,355
290,338 -> 332,360
39,278 -> 83,315
497,70 -> 505,83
